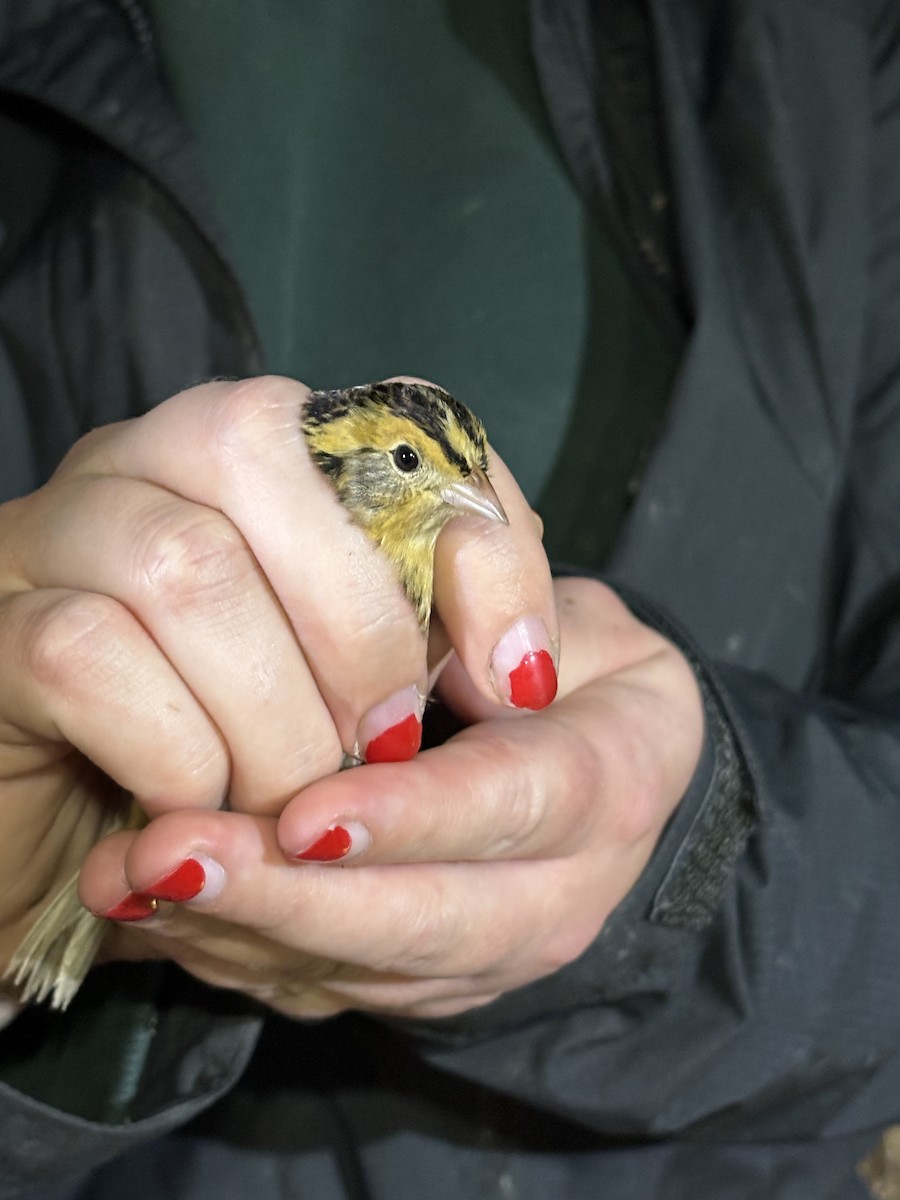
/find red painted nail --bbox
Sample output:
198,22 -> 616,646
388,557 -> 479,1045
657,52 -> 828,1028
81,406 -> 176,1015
144,858 -> 206,902
294,825 -> 353,862
508,648 -> 558,710
364,712 -> 422,763
103,892 -> 158,922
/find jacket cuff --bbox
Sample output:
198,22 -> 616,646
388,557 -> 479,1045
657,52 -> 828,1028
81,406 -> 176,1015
0,964 -> 261,1194
618,584 -> 758,930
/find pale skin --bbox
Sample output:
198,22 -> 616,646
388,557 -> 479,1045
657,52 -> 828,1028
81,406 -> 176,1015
0,376 -> 704,1020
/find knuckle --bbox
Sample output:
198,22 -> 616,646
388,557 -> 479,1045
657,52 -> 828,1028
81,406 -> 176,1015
459,730 -> 549,854
207,375 -> 306,461
134,507 -> 253,609
555,715 -> 603,799
291,731 -> 345,785
544,717 -> 606,845
55,423 -> 118,474
314,575 -> 420,673
494,777 -> 547,854
156,732 -> 227,807
22,592 -> 125,692
235,729 -> 344,813
459,721 -> 604,859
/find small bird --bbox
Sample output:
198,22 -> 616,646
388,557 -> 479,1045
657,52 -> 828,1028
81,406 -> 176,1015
303,380 -> 507,628
5,380 -> 507,1009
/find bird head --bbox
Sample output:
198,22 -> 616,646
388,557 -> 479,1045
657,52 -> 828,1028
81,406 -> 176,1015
303,380 -> 507,628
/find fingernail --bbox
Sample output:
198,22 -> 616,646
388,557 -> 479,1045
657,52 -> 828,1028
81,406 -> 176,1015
144,854 -> 225,904
103,892 -> 159,922
491,616 -> 558,710
357,684 -> 424,763
293,821 -> 371,863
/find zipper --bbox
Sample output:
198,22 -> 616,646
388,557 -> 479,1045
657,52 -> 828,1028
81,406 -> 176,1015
110,0 -> 157,64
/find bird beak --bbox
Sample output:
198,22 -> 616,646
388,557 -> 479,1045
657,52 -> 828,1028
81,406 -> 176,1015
442,468 -> 509,525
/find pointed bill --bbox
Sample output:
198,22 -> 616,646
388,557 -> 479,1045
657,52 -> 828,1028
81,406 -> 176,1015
441,467 -> 509,525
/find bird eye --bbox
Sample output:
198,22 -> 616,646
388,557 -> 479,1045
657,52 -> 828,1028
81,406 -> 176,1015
392,444 -> 420,473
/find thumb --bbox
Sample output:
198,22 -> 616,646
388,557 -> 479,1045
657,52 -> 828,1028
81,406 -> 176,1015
432,451 -> 559,713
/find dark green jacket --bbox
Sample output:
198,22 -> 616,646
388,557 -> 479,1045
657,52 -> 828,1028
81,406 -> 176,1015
2,1 -> 899,1197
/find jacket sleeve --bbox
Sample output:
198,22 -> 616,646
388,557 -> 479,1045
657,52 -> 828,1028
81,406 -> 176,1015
395,0 -> 900,1145
0,965 -> 262,1198
397,599 -> 900,1144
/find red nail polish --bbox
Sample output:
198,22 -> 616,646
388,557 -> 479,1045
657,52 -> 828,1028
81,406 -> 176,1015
144,858 -> 206,902
103,892 -> 158,922
364,713 -> 422,763
294,825 -> 353,862
508,648 -> 558,710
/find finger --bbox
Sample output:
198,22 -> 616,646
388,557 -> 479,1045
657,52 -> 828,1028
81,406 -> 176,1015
437,576 -> 661,724
78,377 -> 428,758
0,589 -> 228,810
79,807 -> 588,983
15,473 -> 341,810
432,448 -> 559,712
82,827 -> 503,1019
276,710 -> 599,867
277,684 -> 687,877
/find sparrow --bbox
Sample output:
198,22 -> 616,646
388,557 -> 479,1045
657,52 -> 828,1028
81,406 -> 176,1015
303,380 -> 506,628
5,380 -> 507,1009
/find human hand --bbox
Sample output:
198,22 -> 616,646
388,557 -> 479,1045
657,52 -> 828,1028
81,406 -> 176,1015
78,579 -> 703,1019
0,376 -> 554,977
